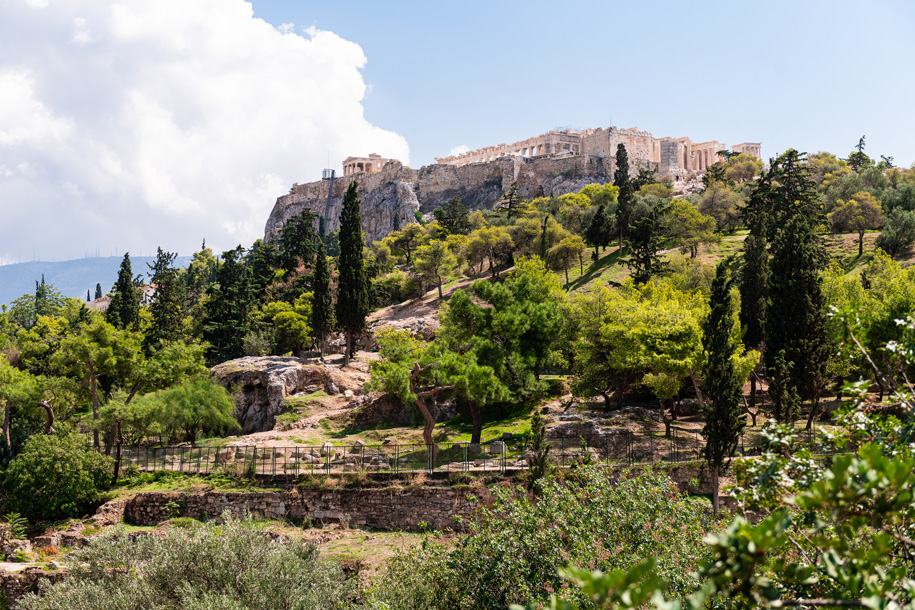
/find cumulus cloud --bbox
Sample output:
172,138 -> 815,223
448,144 -> 470,157
0,0 -> 409,263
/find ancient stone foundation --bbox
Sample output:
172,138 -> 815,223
123,486 -> 491,531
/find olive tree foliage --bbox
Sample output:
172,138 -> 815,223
828,190 -> 883,256
20,514 -> 353,610
367,328 -> 508,446
126,377 -> 239,444
877,208 -> 915,258
699,181 -> 743,232
366,467 -> 719,610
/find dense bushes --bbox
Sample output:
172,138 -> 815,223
366,466 -> 719,610
3,431 -> 112,520
19,515 -> 353,610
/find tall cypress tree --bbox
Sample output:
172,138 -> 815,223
614,144 -> 634,252
584,204 -> 613,253
738,232 -> 768,410
311,240 -> 334,359
146,247 -> 185,351
701,261 -> 746,514
335,181 -> 370,366
106,253 -> 140,330
203,246 -> 252,364
766,214 -> 830,426
95,283 -> 103,300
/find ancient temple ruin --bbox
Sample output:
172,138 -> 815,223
342,153 -> 397,176
434,126 -> 761,175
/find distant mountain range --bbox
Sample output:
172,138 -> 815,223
0,256 -> 193,307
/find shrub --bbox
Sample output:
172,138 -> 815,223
3,431 -> 112,521
19,514 -> 353,610
366,467 -> 720,610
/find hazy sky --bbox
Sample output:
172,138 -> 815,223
2,0 -> 914,263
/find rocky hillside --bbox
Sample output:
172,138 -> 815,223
265,155 -> 612,244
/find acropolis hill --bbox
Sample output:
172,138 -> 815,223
265,125 -> 760,244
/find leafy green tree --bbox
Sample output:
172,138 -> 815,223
310,240 -> 334,358
701,261 -> 746,514
497,181 -> 525,219
624,201 -> 669,284
127,377 -> 238,444
439,258 -> 564,399
336,181 -> 370,366
525,409 -> 552,492
19,515 -> 353,610
723,152 -> 763,183
247,238 -> 279,298
386,223 -> 428,265
0,359 -> 37,451
877,208 -> 915,257
257,293 -> 312,355
414,239 -> 458,299
846,134 -> 873,172
766,214 -> 830,426
203,246 -> 252,364
4,430 -> 112,520
614,144 -> 634,251
749,149 -> 824,240
145,247 -> 185,350
666,198 -> 719,258
6,284 -> 67,330
105,253 -> 140,330
699,181 -> 743,232
547,235 -> 586,288
52,317 -> 143,448
828,190 -> 883,256
433,195 -> 472,236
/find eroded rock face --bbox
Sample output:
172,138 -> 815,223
211,357 -> 351,434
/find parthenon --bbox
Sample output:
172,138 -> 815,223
434,126 -> 761,175
342,153 -> 397,177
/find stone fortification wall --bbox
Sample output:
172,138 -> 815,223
124,487 -> 490,531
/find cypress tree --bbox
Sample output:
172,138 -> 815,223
614,144 -> 634,252
624,202 -> 669,284
146,247 -> 185,351
738,232 -> 768,410
203,246 -> 252,364
766,214 -> 830,426
86,289 -> 91,302
95,283 -> 103,300
106,253 -> 140,330
584,204 -> 612,253
335,182 -> 370,366
311,240 -> 334,359
701,261 -> 746,514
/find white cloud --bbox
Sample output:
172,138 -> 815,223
0,0 -> 409,262
449,144 -> 470,157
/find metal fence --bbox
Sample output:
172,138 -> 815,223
108,426 -> 830,478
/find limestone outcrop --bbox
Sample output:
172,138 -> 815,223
211,357 -> 356,434
265,156 -> 613,246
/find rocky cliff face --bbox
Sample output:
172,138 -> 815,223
264,155 -> 612,245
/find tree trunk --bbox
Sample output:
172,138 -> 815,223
39,400 -> 54,434
619,228 -> 623,254
805,397 -> 820,430
599,390 -> 613,412
711,464 -> 720,515
689,370 -> 706,411
859,231 -> 864,257
343,331 -> 352,367
661,398 -> 673,438
437,280 -> 443,299
564,268 -> 569,289
112,420 -> 123,485
88,361 -> 100,449
469,402 -> 482,444
749,372 -> 757,410
2,400 -> 10,449
104,426 -> 116,456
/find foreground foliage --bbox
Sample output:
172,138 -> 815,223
20,515 -> 353,610
366,467 -> 720,610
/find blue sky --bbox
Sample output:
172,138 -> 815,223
253,0 -> 915,168
1,0 -> 913,264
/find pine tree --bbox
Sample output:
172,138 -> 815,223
766,214 -> 830,427
278,209 -> 319,276
701,261 -> 746,514
614,144 -> 634,252
311,240 -> 334,359
106,253 -> 140,330
335,182 -> 370,366
95,283 -> 103,300
584,204 -> 613,253
146,247 -> 185,351
203,246 -> 252,364
497,182 -> 523,219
